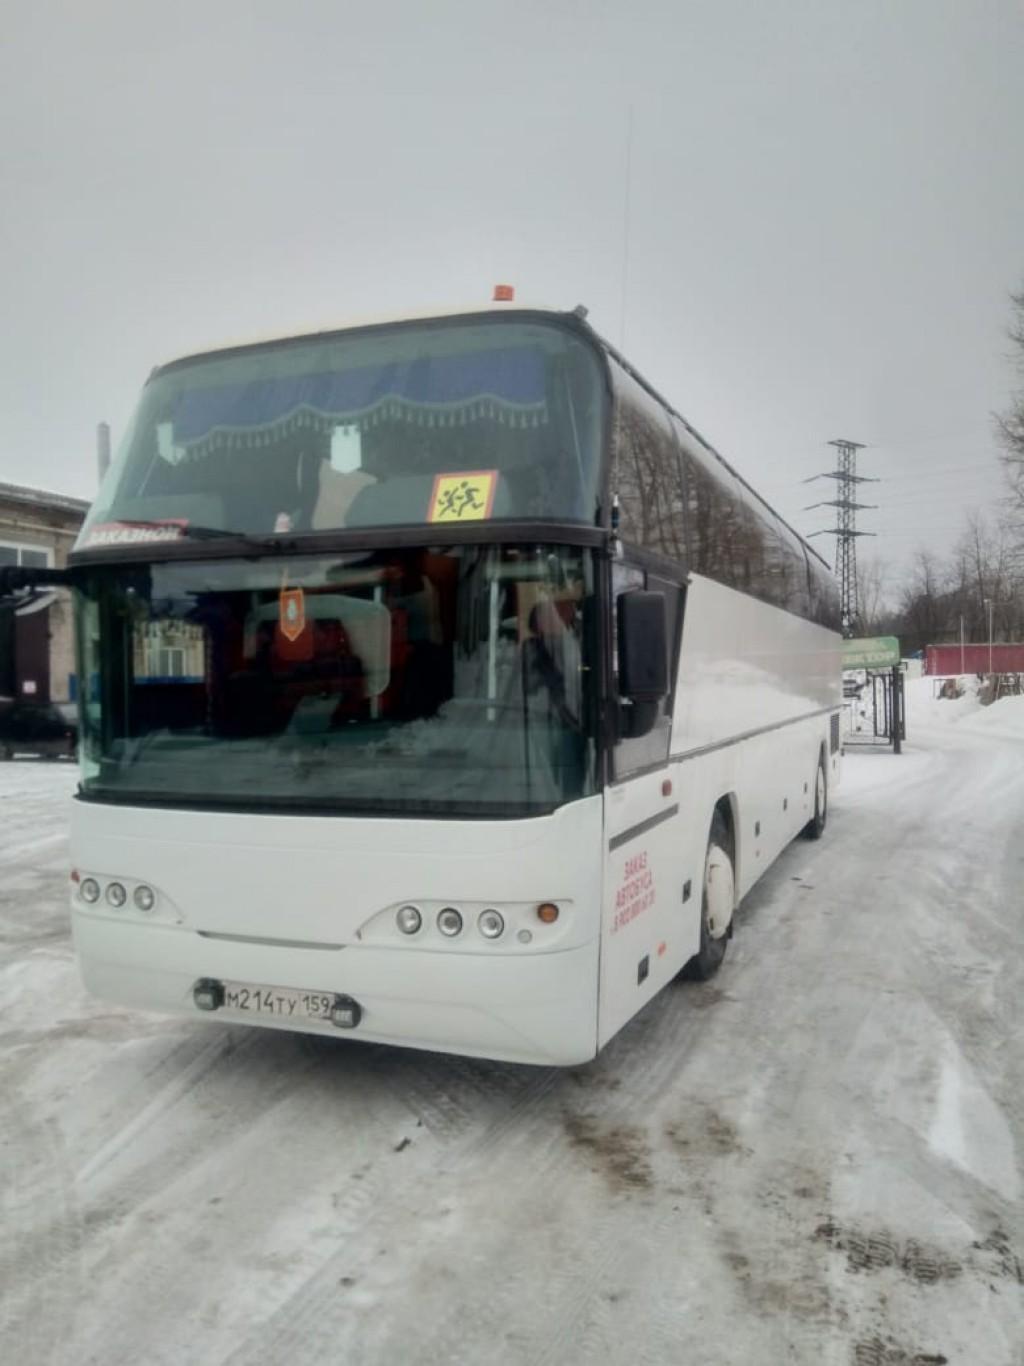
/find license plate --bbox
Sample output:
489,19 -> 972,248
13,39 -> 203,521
221,981 -> 336,1021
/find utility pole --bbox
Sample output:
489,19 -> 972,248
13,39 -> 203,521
805,439 -> 877,638
97,422 -> 111,485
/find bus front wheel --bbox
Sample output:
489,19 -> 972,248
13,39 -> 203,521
685,810 -> 734,981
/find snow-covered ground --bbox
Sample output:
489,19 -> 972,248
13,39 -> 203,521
2,679 -> 1022,1366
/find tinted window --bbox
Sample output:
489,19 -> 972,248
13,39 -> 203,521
613,371 -> 687,560
76,544 -> 598,818
80,320 -> 606,545
676,420 -> 815,618
606,358 -> 836,625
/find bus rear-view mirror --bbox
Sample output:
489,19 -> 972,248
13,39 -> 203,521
617,590 -> 668,737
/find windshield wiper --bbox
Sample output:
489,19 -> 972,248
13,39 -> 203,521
178,523 -> 238,540
183,524 -> 299,551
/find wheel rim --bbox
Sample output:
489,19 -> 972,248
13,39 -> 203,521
704,844 -> 734,940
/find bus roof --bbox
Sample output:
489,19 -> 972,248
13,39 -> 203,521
150,301 -> 570,374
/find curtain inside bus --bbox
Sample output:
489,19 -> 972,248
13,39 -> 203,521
80,321 -> 606,543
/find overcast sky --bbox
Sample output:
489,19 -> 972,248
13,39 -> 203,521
3,0 -> 1022,594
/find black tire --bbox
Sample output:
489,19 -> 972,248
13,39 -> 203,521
684,809 -> 734,981
803,753 -> 827,840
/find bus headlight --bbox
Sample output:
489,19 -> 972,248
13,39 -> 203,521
106,882 -> 127,908
80,878 -> 100,904
437,907 -> 463,937
396,905 -> 422,935
133,885 -> 156,913
478,909 -> 505,939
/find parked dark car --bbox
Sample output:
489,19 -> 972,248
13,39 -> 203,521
0,699 -> 78,760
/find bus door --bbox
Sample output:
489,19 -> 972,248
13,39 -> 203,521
599,566 -> 687,1048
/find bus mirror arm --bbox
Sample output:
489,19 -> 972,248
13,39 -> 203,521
0,564 -> 79,601
616,590 -> 668,738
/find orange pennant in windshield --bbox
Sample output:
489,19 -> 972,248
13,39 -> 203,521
279,588 -> 306,643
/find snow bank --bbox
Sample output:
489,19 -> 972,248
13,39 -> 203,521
903,675 -> 982,728
955,692 -> 1024,739
890,675 -> 1024,740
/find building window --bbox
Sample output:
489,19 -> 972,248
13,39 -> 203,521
0,542 -> 52,569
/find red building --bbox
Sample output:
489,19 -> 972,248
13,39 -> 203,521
924,643 -> 1024,676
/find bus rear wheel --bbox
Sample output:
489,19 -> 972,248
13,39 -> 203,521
803,753 -> 827,840
685,810 -> 734,981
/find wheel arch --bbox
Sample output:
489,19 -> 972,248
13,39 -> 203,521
802,742 -> 830,840
712,793 -> 739,906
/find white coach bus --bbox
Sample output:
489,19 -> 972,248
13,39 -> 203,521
66,299 -> 841,1065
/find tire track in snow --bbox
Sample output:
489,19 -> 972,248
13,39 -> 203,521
736,727 -> 1024,1361
68,1023 -> 379,1249
0,1096 -> 84,1365
220,982 -> 709,1366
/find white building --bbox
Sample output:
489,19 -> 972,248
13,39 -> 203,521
0,481 -> 90,703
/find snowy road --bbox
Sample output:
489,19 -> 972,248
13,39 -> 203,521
2,684 -> 1022,1366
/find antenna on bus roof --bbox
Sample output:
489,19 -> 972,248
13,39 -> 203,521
619,105 -> 635,350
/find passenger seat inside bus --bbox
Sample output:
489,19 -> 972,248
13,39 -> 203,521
311,463 -> 378,530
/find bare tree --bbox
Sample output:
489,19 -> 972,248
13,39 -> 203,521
855,556 -> 892,635
954,511 -> 1017,643
898,548 -> 951,653
996,286 -> 1024,525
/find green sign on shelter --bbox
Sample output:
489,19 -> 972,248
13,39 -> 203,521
842,636 -> 901,670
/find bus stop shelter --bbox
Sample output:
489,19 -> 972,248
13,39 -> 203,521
842,635 -> 905,754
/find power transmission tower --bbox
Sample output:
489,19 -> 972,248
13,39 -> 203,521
805,439 -> 877,638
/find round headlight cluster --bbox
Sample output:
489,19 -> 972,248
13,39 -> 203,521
393,904 -> 514,940
78,877 -> 156,912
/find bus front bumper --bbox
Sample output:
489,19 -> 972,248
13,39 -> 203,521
72,912 -> 601,1067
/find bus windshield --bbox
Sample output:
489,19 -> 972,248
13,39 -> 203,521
75,544 -> 597,817
79,319 -> 605,545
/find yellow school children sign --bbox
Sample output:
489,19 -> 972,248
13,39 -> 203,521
428,471 -> 498,522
